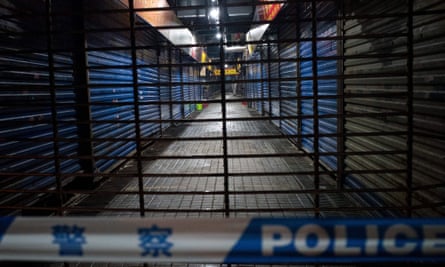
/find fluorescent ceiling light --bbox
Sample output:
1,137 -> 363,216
178,14 -> 206,18
209,8 -> 219,19
225,45 -> 247,52
228,12 -> 251,17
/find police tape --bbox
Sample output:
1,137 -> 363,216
0,217 -> 445,263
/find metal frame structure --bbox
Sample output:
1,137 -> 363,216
1,0 -> 445,260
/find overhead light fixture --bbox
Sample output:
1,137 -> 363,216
224,64 -> 229,68
209,8 -> 219,20
178,13 -> 206,18
228,12 -> 251,17
225,45 -> 247,52
216,32 -> 222,39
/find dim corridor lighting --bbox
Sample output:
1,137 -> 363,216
2,2 -> 445,266
209,8 -> 219,20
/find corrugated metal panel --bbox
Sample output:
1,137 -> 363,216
269,43 -> 280,127
299,1 -> 338,170
246,1 -> 410,216
87,50 -> 136,172
276,5 -> 302,146
171,50 -> 182,120
245,1 -> 338,169
182,57 -> 191,117
86,0 -> 137,172
180,56 -> 200,118
412,0 -> 445,216
0,0 -> 205,212
186,64 -> 200,116
298,3 -> 315,153
343,0 -> 409,216
0,0 -> 81,211
279,23 -> 299,144
246,53 -> 262,113
316,1 -> 338,170
261,47 -> 269,116
159,48 -> 172,130
86,0 -> 191,171
137,59 -> 161,138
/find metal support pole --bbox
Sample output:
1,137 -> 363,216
260,46 -> 265,116
277,29 -> 283,130
179,51 -> 185,119
71,0 -> 96,189
157,46 -> 163,136
296,3 -> 303,147
219,0 -> 230,218
406,0 -> 414,218
267,41 -> 272,121
311,0 -> 320,218
128,0 -> 145,217
336,0 -> 346,190
168,46 -> 174,122
45,0 -> 63,215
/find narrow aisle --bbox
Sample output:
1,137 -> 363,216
73,96 -> 357,218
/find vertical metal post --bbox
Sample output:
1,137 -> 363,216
168,46 -> 174,122
219,0 -> 230,217
179,51 -> 185,119
128,0 -> 145,217
200,65 -> 204,102
277,29 -> 283,130
197,67 -> 200,109
260,46 -> 265,116
311,0 -> 320,218
336,0 -> 346,190
406,0 -> 414,218
157,46 -> 163,136
45,0 -> 63,215
296,3 -> 303,147
71,0 -> 96,189
267,41 -> 272,120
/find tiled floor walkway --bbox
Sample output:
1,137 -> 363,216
57,96 -> 364,267
72,96 -> 360,218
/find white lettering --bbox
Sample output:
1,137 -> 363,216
383,224 -> 417,255
295,224 -> 330,256
261,225 -> 292,256
423,225 -> 445,255
365,225 -> 379,255
334,225 -> 361,255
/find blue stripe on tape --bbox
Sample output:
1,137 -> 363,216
0,217 -> 15,243
224,218 -> 445,264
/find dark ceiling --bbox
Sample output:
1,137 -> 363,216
167,0 -> 259,59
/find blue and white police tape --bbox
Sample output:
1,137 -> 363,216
1,217 -> 445,263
